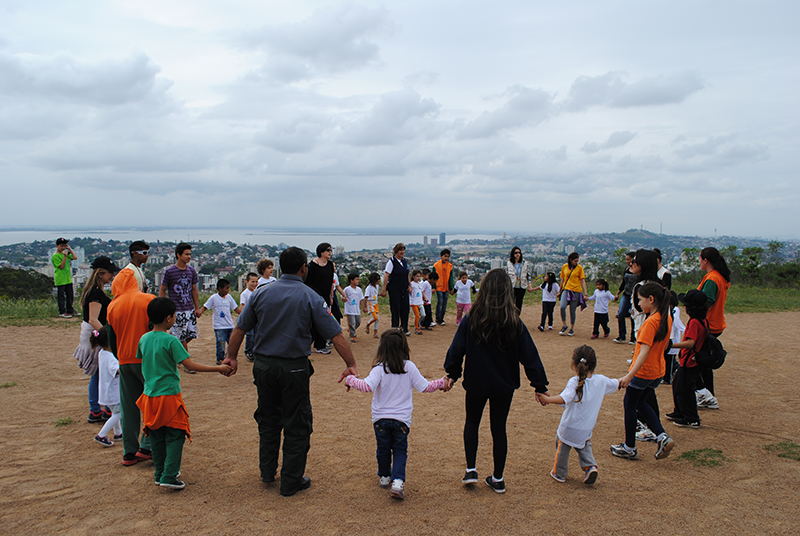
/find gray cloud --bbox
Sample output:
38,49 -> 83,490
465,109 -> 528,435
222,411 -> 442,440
581,131 -> 637,153
240,4 -> 393,83
0,51 -> 164,106
458,86 -> 554,139
671,135 -> 769,171
339,88 -> 442,146
565,71 -> 704,111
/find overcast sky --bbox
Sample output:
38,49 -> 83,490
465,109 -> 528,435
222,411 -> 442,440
1,1 -> 797,239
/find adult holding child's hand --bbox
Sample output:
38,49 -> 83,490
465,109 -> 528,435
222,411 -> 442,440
222,246 -> 357,497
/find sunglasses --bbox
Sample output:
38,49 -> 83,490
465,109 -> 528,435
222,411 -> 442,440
133,250 -> 150,255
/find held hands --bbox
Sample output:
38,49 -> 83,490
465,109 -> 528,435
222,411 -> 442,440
440,377 -> 455,392
618,374 -> 633,389
217,364 -> 233,375
339,365 -> 358,385
535,391 -> 551,406
221,356 -> 238,376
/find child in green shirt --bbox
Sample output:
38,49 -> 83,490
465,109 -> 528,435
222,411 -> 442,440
136,297 -> 231,489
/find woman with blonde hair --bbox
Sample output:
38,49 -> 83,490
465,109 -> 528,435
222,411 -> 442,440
74,256 -> 120,423
444,268 -> 549,493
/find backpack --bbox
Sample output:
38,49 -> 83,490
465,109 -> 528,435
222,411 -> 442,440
694,319 -> 727,370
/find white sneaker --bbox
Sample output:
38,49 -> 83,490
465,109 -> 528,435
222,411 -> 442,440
697,396 -> 719,409
635,421 -> 657,442
390,479 -> 405,500
379,476 -> 391,489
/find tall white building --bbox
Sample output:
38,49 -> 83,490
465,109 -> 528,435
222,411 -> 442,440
490,258 -> 503,270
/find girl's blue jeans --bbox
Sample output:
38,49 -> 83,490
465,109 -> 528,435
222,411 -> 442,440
374,418 -> 409,482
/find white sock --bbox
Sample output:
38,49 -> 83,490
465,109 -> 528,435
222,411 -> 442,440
466,467 -> 476,473
624,444 -> 635,453
492,475 -> 504,482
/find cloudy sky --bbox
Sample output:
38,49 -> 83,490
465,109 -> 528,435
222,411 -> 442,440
1,1 -> 797,239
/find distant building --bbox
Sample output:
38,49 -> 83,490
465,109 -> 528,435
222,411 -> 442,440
439,233 -> 446,246
423,236 -> 428,246
431,238 -> 438,248
335,245 -> 345,256
490,258 -> 503,270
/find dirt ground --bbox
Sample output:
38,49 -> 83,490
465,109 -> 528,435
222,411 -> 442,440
1,304 -> 798,535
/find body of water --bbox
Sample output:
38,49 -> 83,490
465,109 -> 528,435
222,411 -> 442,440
0,228 -> 504,252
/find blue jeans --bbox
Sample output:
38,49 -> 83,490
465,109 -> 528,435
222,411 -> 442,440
244,329 -> 254,356
215,328 -> 233,363
617,293 -> 634,340
435,291 -> 449,323
374,418 -> 409,482
89,370 -> 101,413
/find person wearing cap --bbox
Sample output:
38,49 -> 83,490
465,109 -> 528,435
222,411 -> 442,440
52,238 -> 77,318
74,256 -> 121,424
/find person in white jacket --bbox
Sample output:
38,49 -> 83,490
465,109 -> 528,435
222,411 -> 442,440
507,247 -> 533,312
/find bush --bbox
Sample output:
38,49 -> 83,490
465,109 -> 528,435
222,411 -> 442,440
0,268 -> 53,300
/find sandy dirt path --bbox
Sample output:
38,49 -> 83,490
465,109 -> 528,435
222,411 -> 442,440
0,306 -> 798,535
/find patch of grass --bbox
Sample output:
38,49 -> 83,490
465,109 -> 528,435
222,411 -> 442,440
676,448 -> 728,467
0,381 -> 17,388
53,417 -> 74,427
0,297 -> 83,327
765,442 -> 800,461
667,286 -> 800,314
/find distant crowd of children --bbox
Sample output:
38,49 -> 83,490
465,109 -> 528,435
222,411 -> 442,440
80,240 -> 726,499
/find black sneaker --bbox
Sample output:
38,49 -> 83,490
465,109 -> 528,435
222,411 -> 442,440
462,470 -> 478,484
664,412 -> 682,421
159,479 -> 186,490
673,419 -> 700,429
484,475 -> 505,494
537,325 -> 544,332
87,411 -> 104,423
613,337 -> 626,344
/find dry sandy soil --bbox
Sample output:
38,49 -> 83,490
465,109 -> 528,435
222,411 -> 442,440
1,305 -> 798,535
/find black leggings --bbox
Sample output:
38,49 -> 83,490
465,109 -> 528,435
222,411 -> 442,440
464,391 -> 514,479
540,301 -> 555,327
624,386 -> 664,448
513,288 -> 526,312
695,332 -> 721,395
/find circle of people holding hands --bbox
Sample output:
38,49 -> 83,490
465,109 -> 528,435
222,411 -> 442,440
70,237 -> 729,498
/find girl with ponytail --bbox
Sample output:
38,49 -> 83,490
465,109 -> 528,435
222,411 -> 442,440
611,282 -> 675,461
537,346 -> 620,485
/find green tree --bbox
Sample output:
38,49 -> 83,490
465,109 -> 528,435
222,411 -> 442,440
739,247 -> 764,282
766,241 -> 784,265
0,268 -> 54,299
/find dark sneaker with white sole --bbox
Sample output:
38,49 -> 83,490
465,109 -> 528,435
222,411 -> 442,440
462,470 -> 478,484
484,476 -> 505,493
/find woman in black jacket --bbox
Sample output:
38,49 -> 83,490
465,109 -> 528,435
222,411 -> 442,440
444,269 -> 549,494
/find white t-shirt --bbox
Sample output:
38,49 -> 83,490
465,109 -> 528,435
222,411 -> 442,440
556,374 -> 619,448
203,294 -> 239,329
361,361 -> 438,426
421,280 -> 432,303
98,349 -> 120,407
587,289 -> 615,314
410,281 -> 424,306
454,279 -> 474,304
365,284 -> 379,306
343,285 -> 364,315
540,282 -> 559,302
240,288 -> 253,309
669,306 -> 685,355
257,276 -> 276,287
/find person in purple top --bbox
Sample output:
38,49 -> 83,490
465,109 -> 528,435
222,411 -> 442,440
159,243 -> 200,372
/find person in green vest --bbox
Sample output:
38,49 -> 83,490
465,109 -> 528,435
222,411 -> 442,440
52,237 -> 77,318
